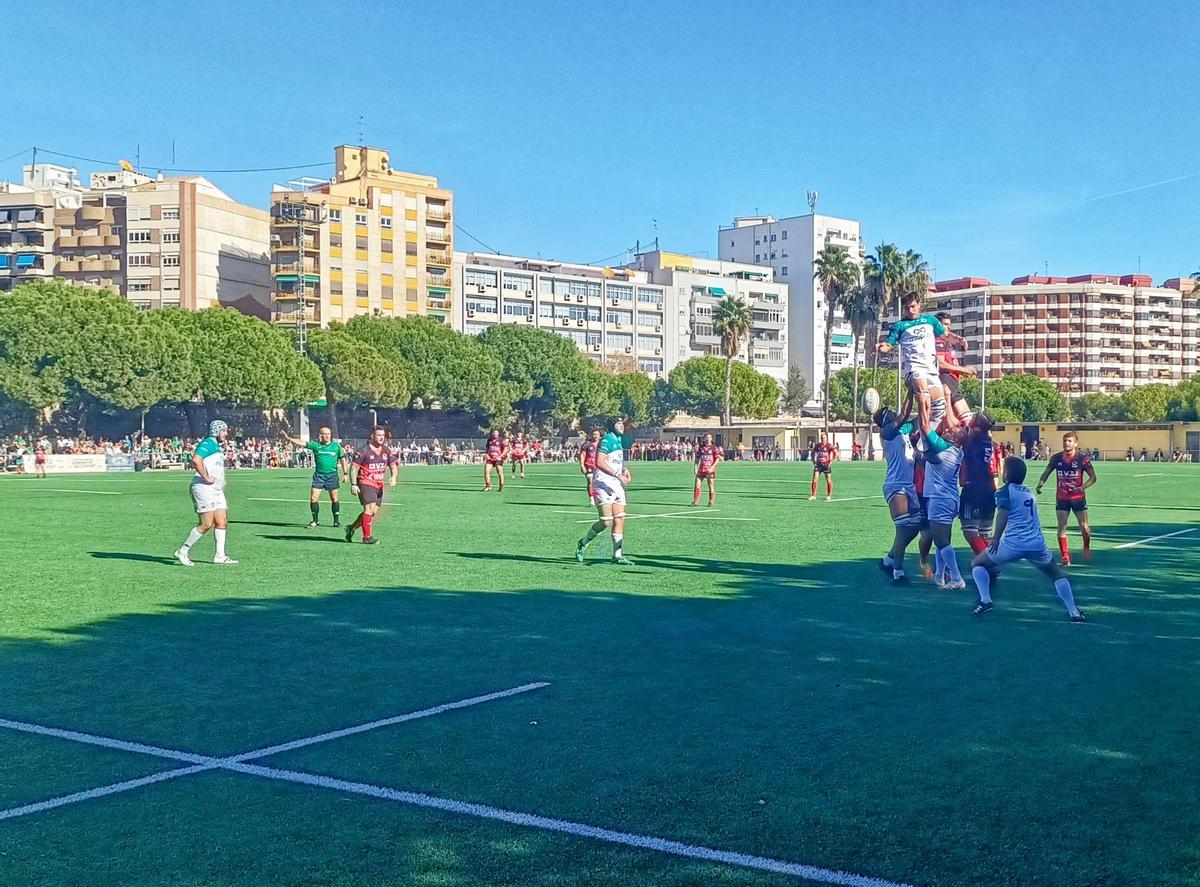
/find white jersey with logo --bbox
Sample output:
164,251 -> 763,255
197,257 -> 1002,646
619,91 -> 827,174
191,436 -> 226,491
996,483 -> 1044,548
882,422 -> 915,492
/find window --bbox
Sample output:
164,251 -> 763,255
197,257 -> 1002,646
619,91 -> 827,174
693,323 -> 714,337
781,230 -> 787,240
539,277 -> 554,295
16,208 -> 40,223
503,274 -> 533,292
131,300 -> 152,311
162,231 -> 180,244
503,302 -> 534,317
608,333 -> 633,349
638,358 -> 664,373
405,242 -> 418,256
638,335 -> 662,351
607,283 -> 633,301
538,303 -> 555,317
781,266 -> 788,276
329,233 -> 342,247
111,225 -> 122,235
356,236 -> 368,250
356,285 -> 369,299
381,239 -> 393,254
129,230 -> 151,243
694,304 -> 713,318
162,254 -> 180,267
466,298 -> 498,314
770,234 -> 776,242
380,216 -> 392,229
164,278 -> 179,292
755,255 -> 760,262
637,287 -> 663,304
331,281 -> 343,295
637,311 -> 662,327
163,207 -> 180,220
465,322 -> 490,336
465,269 -> 498,288
355,213 -> 367,225
0,255 -> 8,269
405,196 -> 417,210
607,309 -> 633,325
128,280 -> 153,292
129,254 -> 152,267
329,209 -> 341,222
405,219 -> 417,233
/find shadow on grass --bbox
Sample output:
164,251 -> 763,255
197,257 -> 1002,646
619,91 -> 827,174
257,534 -> 348,544
89,552 -> 179,565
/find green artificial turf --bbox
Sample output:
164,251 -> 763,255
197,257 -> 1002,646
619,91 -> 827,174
1,460 -> 1198,885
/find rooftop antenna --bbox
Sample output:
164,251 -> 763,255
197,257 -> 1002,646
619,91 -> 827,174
1044,260 -> 1049,276
358,114 -> 366,146
171,140 -> 176,166
806,190 -> 819,214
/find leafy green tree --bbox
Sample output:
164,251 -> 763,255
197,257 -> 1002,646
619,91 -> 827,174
647,378 -> 676,426
1072,392 -> 1124,421
712,296 -> 754,427
813,244 -> 859,434
982,374 -> 1068,422
1167,376 -> 1200,421
477,324 -> 609,430
345,316 -> 512,423
667,357 -> 778,420
825,367 -> 899,421
1119,384 -> 1170,422
780,365 -> 811,415
306,328 -> 412,435
608,372 -> 654,426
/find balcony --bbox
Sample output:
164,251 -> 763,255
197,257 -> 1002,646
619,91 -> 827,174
56,259 -> 81,272
274,235 -> 319,253
426,252 -> 451,266
79,234 -> 106,248
80,206 -> 108,223
427,298 -> 451,312
271,258 -> 319,276
426,206 -> 451,221
273,287 -> 320,302
273,308 -> 319,325
58,234 -> 79,248
104,234 -> 121,247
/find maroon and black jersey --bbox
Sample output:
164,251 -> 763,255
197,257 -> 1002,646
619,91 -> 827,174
813,442 -> 834,468
485,438 -> 505,462
581,441 -> 598,471
695,443 -> 720,473
936,335 -> 962,381
352,444 -> 397,489
959,431 -> 997,488
511,439 -> 527,458
1049,451 -> 1091,500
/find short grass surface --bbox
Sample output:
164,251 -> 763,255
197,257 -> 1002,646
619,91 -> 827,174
1,460 -> 1198,886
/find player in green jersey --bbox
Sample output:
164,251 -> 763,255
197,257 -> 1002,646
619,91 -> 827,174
280,427 -> 350,527
576,417 -> 633,566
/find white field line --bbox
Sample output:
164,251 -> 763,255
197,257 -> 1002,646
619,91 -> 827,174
32,488 -> 124,495
225,761 -> 911,887
0,764 -> 214,821
0,717 -> 209,764
1133,472 -> 1165,477
1113,528 -> 1197,549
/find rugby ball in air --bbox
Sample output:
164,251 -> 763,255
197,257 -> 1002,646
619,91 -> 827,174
862,387 -> 881,413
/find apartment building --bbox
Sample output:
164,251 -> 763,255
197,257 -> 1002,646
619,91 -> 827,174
929,274 -> 1198,395
718,213 -> 863,395
0,164 -> 78,290
632,250 -> 789,383
451,252 -> 674,377
269,145 -> 453,330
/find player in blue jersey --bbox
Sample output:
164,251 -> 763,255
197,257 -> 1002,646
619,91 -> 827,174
970,457 -> 1085,621
958,412 -> 1000,555
875,403 -> 921,584
919,401 -> 967,589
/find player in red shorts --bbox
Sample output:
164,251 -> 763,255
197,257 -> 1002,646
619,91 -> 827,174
692,433 -> 722,506
810,433 -> 835,501
1036,431 -> 1097,565
34,445 -> 47,478
510,432 -> 529,479
483,429 -> 508,492
579,427 -> 600,502
345,425 -> 398,545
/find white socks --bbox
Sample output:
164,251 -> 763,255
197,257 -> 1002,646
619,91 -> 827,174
1055,578 -> 1079,616
181,527 -> 204,552
972,565 -> 992,603
214,528 -> 227,560
938,545 -> 962,582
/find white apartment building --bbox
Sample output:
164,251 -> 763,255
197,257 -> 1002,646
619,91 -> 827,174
718,213 -> 863,397
631,250 -> 789,383
451,252 -> 673,377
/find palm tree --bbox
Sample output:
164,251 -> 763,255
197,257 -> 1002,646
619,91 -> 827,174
842,283 -> 880,448
865,243 -> 929,409
813,244 -> 859,435
712,295 -> 753,427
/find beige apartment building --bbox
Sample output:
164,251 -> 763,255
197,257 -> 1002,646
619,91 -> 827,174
270,146 -> 454,329
0,165 -> 77,290
929,274 -> 1200,395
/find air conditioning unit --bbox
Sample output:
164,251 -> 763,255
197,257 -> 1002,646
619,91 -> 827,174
477,284 -> 486,293
615,323 -> 623,329
524,314 -> 533,323
358,197 -> 368,206
561,317 -> 569,326
467,309 -> 475,318
576,319 -> 585,327
525,289 -> 533,295
655,348 -> 661,355
611,298 -> 620,306
592,344 -> 601,352
654,324 -> 662,332
624,346 -> 632,354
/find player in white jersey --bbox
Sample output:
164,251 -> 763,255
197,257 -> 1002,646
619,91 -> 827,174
919,409 -> 967,590
970,457 -> 1084,621
876,292 -> 954,438
875,405 -> 921,584
576,417 -> 633,565
175,419 -> 237,566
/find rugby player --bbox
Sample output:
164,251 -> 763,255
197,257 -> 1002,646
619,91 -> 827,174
482,429 -> 507,492
875,403 -> 920,584
510,432 -> 529,479
972,457 -> 1085,621
958,412 -> 1000,554
345,426 -> 398,545
913,432 -> 935,579
34,444 -> 47,478
1036,432 -> 1097,565
919,405 -> 967,589
935,312 -> 976,426
279,427 -> 349,528
692,433 -> 721,506
175,419 -> 237,566
576,417 -> 633,566
579,428 -> 600,502
876,292 -> 955,439
809,432 -> 835,501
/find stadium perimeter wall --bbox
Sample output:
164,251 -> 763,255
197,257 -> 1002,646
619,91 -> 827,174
991,421 -> 1200,460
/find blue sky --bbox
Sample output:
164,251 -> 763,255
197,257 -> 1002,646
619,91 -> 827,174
7,0 -> 1198,282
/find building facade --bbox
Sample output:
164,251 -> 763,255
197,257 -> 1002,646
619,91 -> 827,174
929,275 -> 1199,395
0,164 -> 83,291
717,213 -> 864,396
269,145 -> 453,330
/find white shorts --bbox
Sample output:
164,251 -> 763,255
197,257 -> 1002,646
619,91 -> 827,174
927,495 -> 960,525
906,369 -> 943,392
883,484 -> 920,517
592,476 -> 627,507
990,537 -> 1054,567
190,483 -> 228,514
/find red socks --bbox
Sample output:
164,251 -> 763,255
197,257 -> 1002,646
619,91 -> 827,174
968,536 -> 989,554
361,512 -> 374,539
693,487 -> 701,505
1058,535 -> 1070,561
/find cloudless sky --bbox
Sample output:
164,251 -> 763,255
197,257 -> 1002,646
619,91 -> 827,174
7,0 -> 1199,282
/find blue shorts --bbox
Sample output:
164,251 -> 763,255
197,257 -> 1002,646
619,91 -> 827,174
312,471 -> 340,491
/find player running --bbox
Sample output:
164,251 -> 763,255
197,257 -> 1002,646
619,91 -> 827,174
175,419 -> 237,566
809,433 -> 834,501
958,412 -> 1000,555
692,432 -> 721,506
482,429 -> 507,492
510,432 -> 529,479
345,426 -> 398,545
877,292 -> 954,438
919,404 -> 967,589
576,417 -> 633,566
935,313 -> 976,427
1036,431 -> 1097,565
279,427 -> 349,528
579,428 -> 600,502
971,457 -> 1086,622
875,404 -> 921,584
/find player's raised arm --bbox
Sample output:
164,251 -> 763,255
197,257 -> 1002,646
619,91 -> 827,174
278,431 -> 306,448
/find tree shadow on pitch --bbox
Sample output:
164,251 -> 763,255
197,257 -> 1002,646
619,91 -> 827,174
89,551 -> 179,565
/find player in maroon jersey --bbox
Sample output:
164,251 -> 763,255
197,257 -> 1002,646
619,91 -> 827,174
935,313 -> 976,428
510,432 -> 529,479
482,429 -> 508,492
34,445 -> 47,478
579,427 -> 601,502
809,433 -> 835,501
345,426 -> 399,545
692,433 -> 722,506
1036,431 -> 1097,565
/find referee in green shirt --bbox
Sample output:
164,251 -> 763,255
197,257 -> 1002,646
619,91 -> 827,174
280,427 -> 350,527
